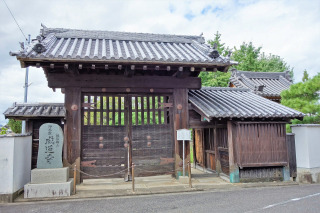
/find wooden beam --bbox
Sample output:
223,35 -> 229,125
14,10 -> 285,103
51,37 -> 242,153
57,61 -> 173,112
178,67 -> 183,72
131,65 -> 135,70
190,67 -> 195,72
61,88 -> 65,94
143,65 -> 147,70
201,67 -> 206,71
176,69 -> 191,79
79,64 -> 82,69
48,74 -> 201,89
105,65 -> 108,70
155,66 -> 159,71
91,64 -> 95,69
118,65 -> 122,70
36,63 -> 40,68
64,64 -> 68,70
50,64 -> 54,69
167,66 -> 171,71
81,87 -> 173,93
52,88 -> 56,92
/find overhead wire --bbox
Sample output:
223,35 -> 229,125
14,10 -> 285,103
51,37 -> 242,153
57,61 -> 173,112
2,0 -> 28,41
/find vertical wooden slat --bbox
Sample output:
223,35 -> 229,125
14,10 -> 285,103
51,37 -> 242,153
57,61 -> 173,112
152,96 -> 156,125
106,96 -> 109,126
100,96 -> 103,126
135,96 -> 138,125
163,96 -> 167,124
88,95 -> 92,125
147,96 -> 150,125
93,96 -> 97,125
112,95 -> 115,126
157,96 -> 161,125
141,97 -> 144,125
118,96 -> 121,126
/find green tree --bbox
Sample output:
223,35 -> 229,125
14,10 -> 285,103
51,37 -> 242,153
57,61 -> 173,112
281,73 -> 320,132
7,119 -> 22,133
200,33 -> 294,87
231,42 -> 294,79
231,42 -> 261,71
199,31 -> 231,87
302,70 -> 310,82
207,31 -> 231,57
0,127 -> 7,135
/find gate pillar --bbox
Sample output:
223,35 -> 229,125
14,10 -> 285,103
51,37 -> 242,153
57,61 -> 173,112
173,89 -> 189,178
64,87 -> 81,184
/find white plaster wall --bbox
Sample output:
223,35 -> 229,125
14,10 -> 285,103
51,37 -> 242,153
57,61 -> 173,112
0,135 -> 32,194
291,125 -> 320,169
306,126 -> 320,168
0,137 -> 14,194
13,136 -> 32,192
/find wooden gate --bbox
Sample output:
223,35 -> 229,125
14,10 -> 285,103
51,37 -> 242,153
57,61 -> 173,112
81,93 -> 174,179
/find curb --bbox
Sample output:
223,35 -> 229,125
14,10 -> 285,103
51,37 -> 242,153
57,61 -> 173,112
12,181 -> 299,203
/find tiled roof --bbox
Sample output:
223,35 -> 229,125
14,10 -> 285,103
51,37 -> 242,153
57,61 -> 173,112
3,103 -> 65,119
188,87 -> 304,119
10,26 -> 237,66
228,69 -> 293,98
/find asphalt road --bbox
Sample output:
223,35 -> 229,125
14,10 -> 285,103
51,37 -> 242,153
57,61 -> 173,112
1,184 -> 320,213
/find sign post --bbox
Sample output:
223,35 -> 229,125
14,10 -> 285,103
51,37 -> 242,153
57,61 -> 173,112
177,129 -> 191,177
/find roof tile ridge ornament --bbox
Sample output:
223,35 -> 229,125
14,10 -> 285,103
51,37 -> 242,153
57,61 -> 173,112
32,35 -> 47,54
190,40 -> 216,60
284,70 -> 293,82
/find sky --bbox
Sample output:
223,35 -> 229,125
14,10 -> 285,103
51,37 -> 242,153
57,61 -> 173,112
0,0 -> 319,125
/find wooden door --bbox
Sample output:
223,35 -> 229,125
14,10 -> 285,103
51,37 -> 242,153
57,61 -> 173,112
81,94 -> 128,179
129,94 -> 174,177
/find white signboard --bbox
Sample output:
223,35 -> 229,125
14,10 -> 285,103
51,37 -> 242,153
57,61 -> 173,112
177,129 -> 191,141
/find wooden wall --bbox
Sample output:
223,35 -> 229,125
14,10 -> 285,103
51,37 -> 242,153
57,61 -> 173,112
233,122 -> 288,168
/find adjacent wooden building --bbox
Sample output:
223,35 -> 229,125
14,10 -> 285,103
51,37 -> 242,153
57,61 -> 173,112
228,69 -> 293,102
188,87 -> 303,182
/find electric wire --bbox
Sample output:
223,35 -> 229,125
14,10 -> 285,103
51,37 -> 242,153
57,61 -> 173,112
2,0 -> 28,41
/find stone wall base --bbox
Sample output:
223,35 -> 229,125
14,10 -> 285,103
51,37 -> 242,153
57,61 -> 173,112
0,187 -> 24,203
297,167 -> 320,183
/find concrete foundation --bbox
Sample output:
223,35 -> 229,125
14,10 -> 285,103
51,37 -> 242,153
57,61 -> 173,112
24,178 -> 74,198
31,167 -> 69,184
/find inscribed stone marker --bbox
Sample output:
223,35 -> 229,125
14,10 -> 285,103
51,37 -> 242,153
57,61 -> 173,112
37,123 -> 64,169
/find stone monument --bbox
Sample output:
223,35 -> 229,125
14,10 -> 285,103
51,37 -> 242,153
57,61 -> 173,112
24,123 -> 74,198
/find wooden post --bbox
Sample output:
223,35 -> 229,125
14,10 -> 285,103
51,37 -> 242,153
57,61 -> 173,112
214,121 -> 222,173
73,165 -> 76,195
65,87 -> 81,184
132,163 -> 135,192
188,161 -> 192,188
227,121 -> 239,183
173,89 -> 189,178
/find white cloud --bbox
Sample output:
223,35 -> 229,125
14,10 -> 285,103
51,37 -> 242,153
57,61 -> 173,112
0,0 -> 319,124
